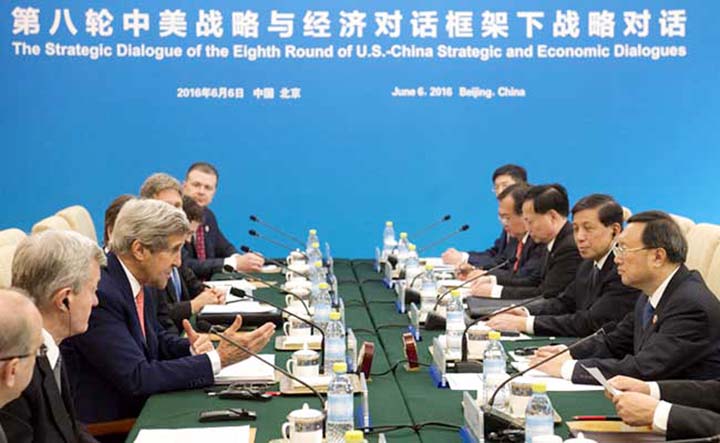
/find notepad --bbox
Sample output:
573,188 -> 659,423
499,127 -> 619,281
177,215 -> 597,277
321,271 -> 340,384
215,354 -> 276,384
201,301 -> 277,314
134,425 -> 251,443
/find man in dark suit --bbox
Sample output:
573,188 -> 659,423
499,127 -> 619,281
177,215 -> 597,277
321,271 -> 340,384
182,162 -> 264,279
0,288 -> 44,443
608,375 -> 720,439
140,174 -> 225,333
442,164 -> 528,268
470,184 -> 582,300
61,199 -> 276,424
1,230 -> 105,443
487,194 -> 641,337
532,211 -> 720,384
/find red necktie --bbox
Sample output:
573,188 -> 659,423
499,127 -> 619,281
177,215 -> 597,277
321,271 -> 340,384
135,287 -> 146,338
195,225 -> 207,261
513,240 -> 524,273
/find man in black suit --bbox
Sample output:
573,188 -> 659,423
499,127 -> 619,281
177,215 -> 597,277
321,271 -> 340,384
0,288 -> 44,443
608,375 -> 720,439
140,174 -> 225,333
532,211 -> 720,384
182,162 -> 264,279
487,194 -> 641,336
1,230 -> 105,443
470,184 -> 582,300
442,164 -> 528,268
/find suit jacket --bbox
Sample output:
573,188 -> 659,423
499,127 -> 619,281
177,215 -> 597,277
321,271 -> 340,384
570,265 -> 720,384
0,356 -> 97,443
183,208 -> 237,279
527,252 -> 641,337
60,253 -> 214,423
468,228 -> 516,269
156,265 -> 205,334
659,379 -> 720,439
499,221 -> 582,300
490,236 -> 546,286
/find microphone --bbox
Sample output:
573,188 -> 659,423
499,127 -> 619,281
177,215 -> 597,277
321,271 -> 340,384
417,224 -> 470,254
411,214 -> 451,240
423,257 -> 517,331
486,328 -> 605,407
240,245 -> 309,278
222,264 -> 312,317
227,287 -> 326,370
249,215 -> 305,249
248,229 -> 308,258
455,294 -> 545,373
209,325 -> 326,411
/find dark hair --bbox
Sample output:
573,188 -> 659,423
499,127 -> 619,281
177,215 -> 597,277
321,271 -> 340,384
492,164 -> 527,184
186,162 -> 219,181
182,195 -> 205,223
497,183 -> 529,216
571,194 -> 624,227
627,211 -> 687,264
103,194 -> 134,245
524,184 -> 569,217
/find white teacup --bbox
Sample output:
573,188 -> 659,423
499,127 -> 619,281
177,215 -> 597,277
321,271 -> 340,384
509,377 -> 534,417
466,325 -> 491,358
286,294 -> 310,311
281,403 -> 324,443
283,317 -> 313,337
286,346 -> 320,378
285,277 -> 312,290
287,250 -> 307,265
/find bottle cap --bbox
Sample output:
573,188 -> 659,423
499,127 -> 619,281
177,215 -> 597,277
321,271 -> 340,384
312,241 -> 320,248
385,221 -> 393,227
332,362 -> 348,374
424,264 -> 434,271
329,311 -> 341,321
315,261 -> 323,268
344,430 -> 364,443
309,229 -> 317,235
532,382 -> 547,394
409,244 -> 416,251
488,331 -> 501,340
451,289 -> 461,298
319,282 -> 329,290
400,232 -> 408,238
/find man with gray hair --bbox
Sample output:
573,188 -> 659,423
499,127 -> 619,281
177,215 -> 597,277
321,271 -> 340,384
1,230 -> 105,443
139,173 -> 183,208
0,288 -> 43,443
61,199 -> 276,425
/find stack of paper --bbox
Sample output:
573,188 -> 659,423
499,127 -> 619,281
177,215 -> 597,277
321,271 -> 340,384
215,354 -> 276,384
134,425 -> 251,443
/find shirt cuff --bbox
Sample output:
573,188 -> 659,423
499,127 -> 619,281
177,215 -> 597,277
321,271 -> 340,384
206,349 -> 223,375
223,255 -> 238,271
490,284 -> 503,299
560,360 -> 576,380
652,400 -> 672,433
525,316 -> 535,335
461,252 -> 469,264
648,382 -> 661,400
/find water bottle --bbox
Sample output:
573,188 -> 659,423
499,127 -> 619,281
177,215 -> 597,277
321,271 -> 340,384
382,221 -> 396,258
445,290 -> 464,355
306,228 -> 319,252
326,362 -> 354,443
404,244 -> 422,287
307,241 -> 323,265
309,260 -> 325,296
524,382 -> 555,443
325,311 -> 347,374
325,242 -> 334,273
419,264 -> 437,312
396,232 -> 410,268
312,282 -> 332,333
482,331 -> 509,410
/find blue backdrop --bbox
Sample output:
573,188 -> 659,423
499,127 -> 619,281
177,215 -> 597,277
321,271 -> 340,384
2,0 -> 718,257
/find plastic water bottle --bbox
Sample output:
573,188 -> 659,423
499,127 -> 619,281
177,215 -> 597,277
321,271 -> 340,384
445,290 -> 464,355
525,382 -> 555,443
419,264 -> 437,312
312,282 -> 332,333
326,362 -> 354,443
324,311 -> 347,374
307,241 -> 323,265
482,331 -> 509,410
396,232 -> 410,268
382,221 -> 396,258
306,228 -> 319,252
404,244 -> 422,287
309,260 -> 325,296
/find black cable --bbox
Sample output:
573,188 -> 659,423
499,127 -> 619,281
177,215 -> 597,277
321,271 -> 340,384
366,421 -> 462,434
367,300 -> 397,305
370,360 -> 430,377
375,323 -> 408,330
351,328 -> 377,336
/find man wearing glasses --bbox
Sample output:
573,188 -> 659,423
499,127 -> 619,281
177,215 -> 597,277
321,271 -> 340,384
530,211 -> 720,384
0,288 -> 43,443
1,230 -> 105,443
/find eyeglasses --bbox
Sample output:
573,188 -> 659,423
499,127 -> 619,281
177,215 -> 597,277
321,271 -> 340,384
612,243 -> 652,257
0,344 -> 46,362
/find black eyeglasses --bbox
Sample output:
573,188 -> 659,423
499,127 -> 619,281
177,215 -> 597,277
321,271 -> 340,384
0,344 -> 47,361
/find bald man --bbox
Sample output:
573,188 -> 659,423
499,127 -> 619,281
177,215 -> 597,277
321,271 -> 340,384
0,288 -> 44,443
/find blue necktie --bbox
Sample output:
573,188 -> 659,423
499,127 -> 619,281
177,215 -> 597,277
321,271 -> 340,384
642,300 -> 655,328
171,267 -> 182,302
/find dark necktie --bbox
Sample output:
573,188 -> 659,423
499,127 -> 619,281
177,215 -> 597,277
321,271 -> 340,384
195,225 -> 207,261
588,265 -> 600,294
642,300 -> 655,328
53,353 -> 63,395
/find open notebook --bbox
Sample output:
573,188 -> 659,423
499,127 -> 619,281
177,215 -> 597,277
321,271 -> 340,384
215,354 -> 276,384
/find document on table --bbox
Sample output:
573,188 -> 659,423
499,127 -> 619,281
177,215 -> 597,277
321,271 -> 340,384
215,354 -> 275,384
581,365 -> 619,396
445,373 -> 483,391
205,279 -> 256,293
201,301 -> 276,314
134,425 -> 250,443
506,362 -> 604,392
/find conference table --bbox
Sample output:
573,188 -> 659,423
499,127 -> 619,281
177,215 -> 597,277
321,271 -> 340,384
126,260 -> 616,443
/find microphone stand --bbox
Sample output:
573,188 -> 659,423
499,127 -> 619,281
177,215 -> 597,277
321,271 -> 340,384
248,229 -> 308,259
417,224 -> 470,254
222,265 -> 312,317
411,214 -> 451,240
249,215 -> 305,249
240,245 -> 309,278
